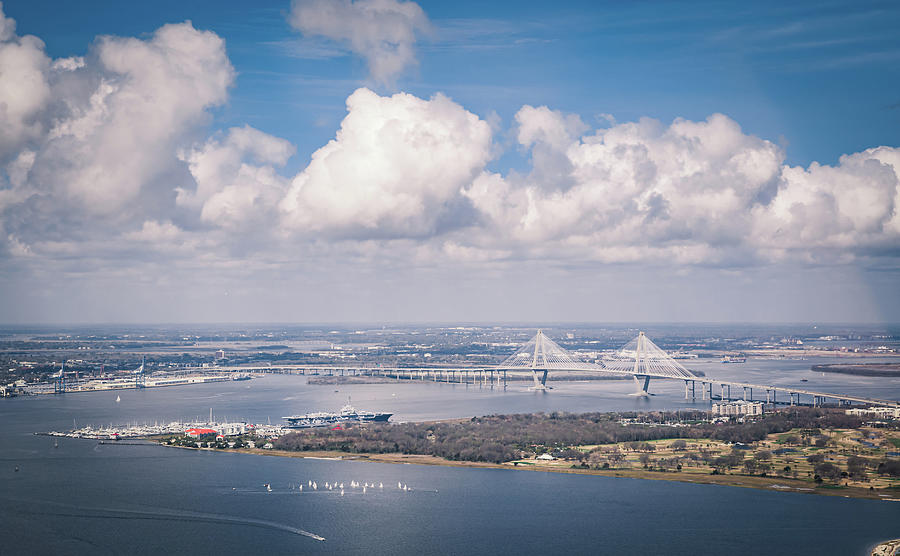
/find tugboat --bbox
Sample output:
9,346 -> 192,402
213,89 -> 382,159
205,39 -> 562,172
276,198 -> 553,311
283,398 -> 392,428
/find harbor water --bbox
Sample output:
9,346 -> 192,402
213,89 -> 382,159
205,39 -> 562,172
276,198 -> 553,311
2,359 -> 899,554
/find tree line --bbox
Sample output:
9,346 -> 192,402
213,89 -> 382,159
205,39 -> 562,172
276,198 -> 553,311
271,408 -> 880,465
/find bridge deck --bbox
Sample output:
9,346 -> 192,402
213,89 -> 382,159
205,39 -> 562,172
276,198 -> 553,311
203,364 -> 899,408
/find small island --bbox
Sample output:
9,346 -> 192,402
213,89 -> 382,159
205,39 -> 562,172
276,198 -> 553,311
812,363 -> 900,377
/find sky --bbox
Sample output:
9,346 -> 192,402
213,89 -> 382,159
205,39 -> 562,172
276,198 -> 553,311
0,0 -> 898,324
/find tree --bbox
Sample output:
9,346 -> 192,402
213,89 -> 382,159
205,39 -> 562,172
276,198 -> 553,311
754,450 -> 772,462
607,450 -> 625,468
807,454 -> 825,464
814,462 -> 842,482
671,439 -> 687,451
847,456 -> 868,478
783,435 -> 800,445
877,459 -> 900,477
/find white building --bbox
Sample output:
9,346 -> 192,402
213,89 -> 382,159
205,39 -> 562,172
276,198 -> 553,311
845,407 -> 900,419
711,400 -> 765,416
216,422 -> 247,436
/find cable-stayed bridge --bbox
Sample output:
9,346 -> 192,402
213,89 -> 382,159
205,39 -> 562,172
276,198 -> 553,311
496,329 -> 696,391
179,329 -> 898,409
492,330 -> 897,407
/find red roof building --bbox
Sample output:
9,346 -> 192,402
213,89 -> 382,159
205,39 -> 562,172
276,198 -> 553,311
185,428 -> 218,438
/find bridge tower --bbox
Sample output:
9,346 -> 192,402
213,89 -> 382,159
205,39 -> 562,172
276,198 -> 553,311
529,330 -> 552,390
630,331 -> 651,397
497,330 -> 599,389
603,331 -> 698,396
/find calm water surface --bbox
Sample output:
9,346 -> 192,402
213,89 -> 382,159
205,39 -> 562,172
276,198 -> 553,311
2,360 -> 899,555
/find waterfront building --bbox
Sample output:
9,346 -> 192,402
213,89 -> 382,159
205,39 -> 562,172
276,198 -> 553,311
185,427 -> 218,438
216,422 -> 247,436
711,400 -> 764,416
845,407 -> 900,419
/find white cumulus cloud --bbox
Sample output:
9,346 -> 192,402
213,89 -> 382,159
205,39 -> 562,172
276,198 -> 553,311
459,106 -> 899,266
280,87 -> 492,238
0,8 -> 243,265
178,126 -> 295,229
288,0 -> 431,85
0,5 -> 51,160
752,146 -> 900,256
33,22 -> 236,214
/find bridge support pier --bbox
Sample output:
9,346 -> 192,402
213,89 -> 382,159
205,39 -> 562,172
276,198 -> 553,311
530,368 -> 551,390
631,375 -> 651,397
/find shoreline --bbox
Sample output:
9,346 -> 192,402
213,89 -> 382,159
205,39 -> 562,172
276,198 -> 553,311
160,443 -> 900,502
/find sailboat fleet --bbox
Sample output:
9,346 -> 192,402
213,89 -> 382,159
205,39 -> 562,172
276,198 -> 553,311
261,478 -> 407,493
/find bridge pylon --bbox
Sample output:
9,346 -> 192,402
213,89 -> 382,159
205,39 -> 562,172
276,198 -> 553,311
497,329 -> 600,389
604,331 -> 698,393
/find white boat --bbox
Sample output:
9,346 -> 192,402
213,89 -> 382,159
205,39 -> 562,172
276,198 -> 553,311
115,395 -> 121,403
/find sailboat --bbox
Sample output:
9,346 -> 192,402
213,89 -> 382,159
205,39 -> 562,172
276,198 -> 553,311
116,395 -> 121,403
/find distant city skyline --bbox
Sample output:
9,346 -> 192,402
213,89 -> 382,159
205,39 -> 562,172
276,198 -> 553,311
0,0 -> 898,324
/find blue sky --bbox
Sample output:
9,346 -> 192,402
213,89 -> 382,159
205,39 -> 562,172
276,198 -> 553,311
8,0 -> 899,170
0,0 -> 898,323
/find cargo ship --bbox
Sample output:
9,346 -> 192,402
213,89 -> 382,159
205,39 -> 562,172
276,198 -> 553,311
721,354 -> 747,363
283,400 -> 392,428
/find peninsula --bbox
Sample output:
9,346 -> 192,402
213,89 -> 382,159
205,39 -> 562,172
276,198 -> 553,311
156,407 -> 900,501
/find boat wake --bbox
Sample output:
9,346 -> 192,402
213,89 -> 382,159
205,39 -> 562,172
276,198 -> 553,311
8,498 -> 325,541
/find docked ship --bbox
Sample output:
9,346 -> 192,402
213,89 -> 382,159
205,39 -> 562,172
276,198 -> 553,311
721,353 -> 747,363
283,400 -> 392,428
